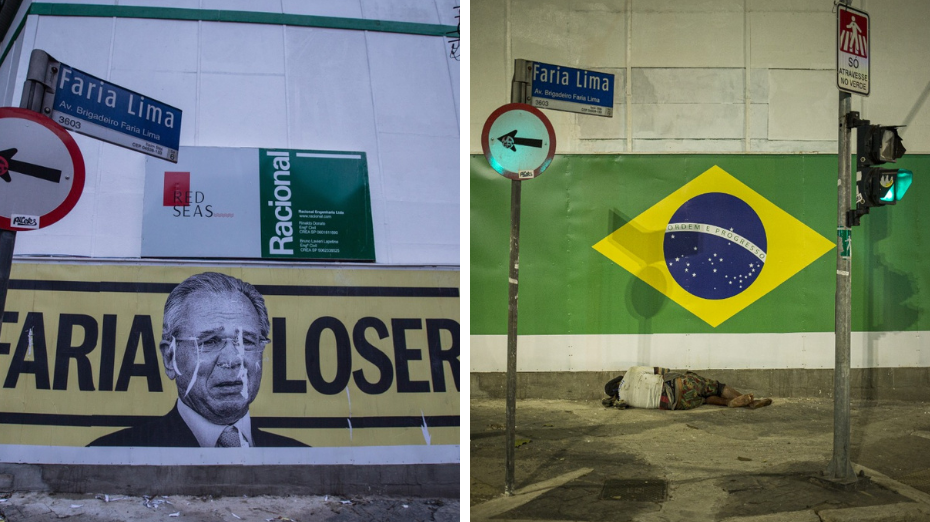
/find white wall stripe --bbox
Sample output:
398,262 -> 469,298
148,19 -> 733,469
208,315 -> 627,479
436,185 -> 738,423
470,332 -> 929,372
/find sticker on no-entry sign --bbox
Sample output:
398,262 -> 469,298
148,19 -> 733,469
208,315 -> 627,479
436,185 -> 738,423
481,103 -> 556,181
0,107 -> 85,231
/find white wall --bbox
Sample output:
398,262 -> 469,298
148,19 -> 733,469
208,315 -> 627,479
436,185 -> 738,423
470,333 -> 930,373
1,0 -> 461,264
470,0 -> 930,155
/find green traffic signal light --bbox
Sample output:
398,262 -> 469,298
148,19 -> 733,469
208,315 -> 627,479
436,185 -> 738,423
863,167 -> 912,207
878,169 -> 912,203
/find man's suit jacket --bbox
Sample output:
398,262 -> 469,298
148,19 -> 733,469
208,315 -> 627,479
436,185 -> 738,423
87,405 -> 308,447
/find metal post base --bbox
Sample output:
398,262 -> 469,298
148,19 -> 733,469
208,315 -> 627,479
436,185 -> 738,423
811,470 -> 871,492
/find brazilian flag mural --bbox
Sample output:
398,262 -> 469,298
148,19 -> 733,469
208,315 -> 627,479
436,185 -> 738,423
471,154 -> 929,336
593,165 -> 834,327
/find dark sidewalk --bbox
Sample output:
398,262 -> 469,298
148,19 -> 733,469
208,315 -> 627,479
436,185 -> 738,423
471,397 -> 930,521
0,493 -> 459,522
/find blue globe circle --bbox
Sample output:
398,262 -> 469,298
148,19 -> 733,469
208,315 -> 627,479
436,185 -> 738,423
663,193 -> 767,300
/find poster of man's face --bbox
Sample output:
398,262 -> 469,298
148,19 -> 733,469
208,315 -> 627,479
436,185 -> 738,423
162,288 -> 265,425
88,272 -> 306,448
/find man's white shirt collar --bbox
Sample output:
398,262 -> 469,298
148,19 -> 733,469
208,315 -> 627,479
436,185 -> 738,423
176,399 -> 253,447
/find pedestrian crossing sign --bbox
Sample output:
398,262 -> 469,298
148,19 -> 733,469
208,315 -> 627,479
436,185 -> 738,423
837,4 -> 870,96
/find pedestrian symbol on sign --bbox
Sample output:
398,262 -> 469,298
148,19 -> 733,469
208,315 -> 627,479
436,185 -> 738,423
840,13 -> 867,58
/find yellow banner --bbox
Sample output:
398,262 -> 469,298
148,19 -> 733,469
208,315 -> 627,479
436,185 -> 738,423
0,263 -> 459,449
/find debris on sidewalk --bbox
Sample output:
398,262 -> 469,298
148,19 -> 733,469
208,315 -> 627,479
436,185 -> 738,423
0,492 -> 458,521
142,495 -> 173,509
95,494 -> 129,503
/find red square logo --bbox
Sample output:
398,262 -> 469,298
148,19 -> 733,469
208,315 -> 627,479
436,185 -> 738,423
163,172 -> 190,206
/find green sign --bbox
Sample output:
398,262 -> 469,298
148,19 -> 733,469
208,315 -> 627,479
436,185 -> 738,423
838,228 -> 851,259
259,149 -> 374,261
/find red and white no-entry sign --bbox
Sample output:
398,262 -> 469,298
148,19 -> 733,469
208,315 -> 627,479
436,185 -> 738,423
0,107 -> 85,231
837,4 -> 869,96
481,103 -> 556,181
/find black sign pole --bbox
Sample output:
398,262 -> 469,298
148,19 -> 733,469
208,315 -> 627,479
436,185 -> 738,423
504,176 -> 521,496
0,50 -> 54,337
504,59 -> 531,496
0,228 -> 14,337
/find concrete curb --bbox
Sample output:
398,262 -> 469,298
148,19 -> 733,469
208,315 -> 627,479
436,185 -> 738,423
470,468 -> 593,521
854,464 -> 930,506
818,502 -> 930,522
719,509 -> 821,522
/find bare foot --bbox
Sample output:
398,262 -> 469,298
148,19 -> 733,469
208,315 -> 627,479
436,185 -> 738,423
728,393 -> 754,407
749,398 -> 773,409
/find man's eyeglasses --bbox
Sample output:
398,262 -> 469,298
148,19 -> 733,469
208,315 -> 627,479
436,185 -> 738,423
177,334 -> 270,353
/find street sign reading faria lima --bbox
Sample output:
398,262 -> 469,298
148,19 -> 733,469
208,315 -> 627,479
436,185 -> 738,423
525,61 -> 614,117
50,62 -> 182,162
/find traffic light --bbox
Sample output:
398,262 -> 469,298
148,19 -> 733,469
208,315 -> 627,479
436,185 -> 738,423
859,124 -> 905,166
848,115 -> 912,226
860,168 -> 912,206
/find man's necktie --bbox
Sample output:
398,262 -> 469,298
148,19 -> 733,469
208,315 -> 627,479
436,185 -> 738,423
216,425 -> 242,447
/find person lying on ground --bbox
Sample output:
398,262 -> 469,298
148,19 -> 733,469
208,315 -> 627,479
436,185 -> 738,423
602,366 -> 773,411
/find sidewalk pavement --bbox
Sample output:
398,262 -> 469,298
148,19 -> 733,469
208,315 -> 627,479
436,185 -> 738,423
471,396 -> 930,521
0,492 -> 459,521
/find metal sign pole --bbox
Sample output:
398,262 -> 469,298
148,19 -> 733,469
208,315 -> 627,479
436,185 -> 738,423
822,0 -> 871,489
0,229 -> 15,336
504,60 -> 530,496
504,178 -> 521,496
826,89 -> 856,484
0,51 -> 53,337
